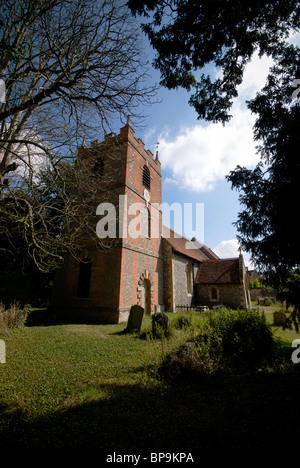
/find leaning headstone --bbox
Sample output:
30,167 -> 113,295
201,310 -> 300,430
126,305 -> 144,333
273,311 -> 287,326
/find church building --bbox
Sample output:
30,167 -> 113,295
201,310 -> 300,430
51,120 -> 251,323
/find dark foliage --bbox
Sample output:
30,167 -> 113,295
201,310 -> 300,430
159,308 -> 277,380
128,0 -> 300,122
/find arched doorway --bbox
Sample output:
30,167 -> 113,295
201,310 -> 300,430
137,271 -> 154,314
140,279 -> 150,314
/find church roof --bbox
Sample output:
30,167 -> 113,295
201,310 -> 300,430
195,258 -> 241,284
162,226 -> 219,262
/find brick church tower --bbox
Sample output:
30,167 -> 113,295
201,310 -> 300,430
51,119 -> 164,323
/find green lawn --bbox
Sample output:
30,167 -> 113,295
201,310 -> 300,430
1,308 -> 300,450
259,303 -> 300,341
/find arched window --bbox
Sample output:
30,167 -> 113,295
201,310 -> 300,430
141,206 -> 150,238
209,285 -> 219,301
76,258 -> 92,298
142,165 -> 150,190
186,261 -> 193,295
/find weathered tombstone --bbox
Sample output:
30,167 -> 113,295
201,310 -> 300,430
273,311 -> 287,326
126,305 -> 144,333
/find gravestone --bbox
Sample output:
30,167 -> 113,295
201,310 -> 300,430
273,311 -> 287,326
126,305 -> 144,333
0,339 -> 6,363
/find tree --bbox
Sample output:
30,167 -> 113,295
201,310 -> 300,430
128,0 -> 300,123
226,41 -> 300,267
226,108 -> 300,278
226,49 -> 300,325
0,0 -> 156,271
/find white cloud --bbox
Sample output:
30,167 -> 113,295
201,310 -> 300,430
158,53 -> 274,193
214,238 -> 254,269
159,113 -> 258,192
214,239 -> 240,258
238,53 -> 273,100
164,176 -> 179,186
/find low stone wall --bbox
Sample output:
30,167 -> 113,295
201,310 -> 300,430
250,288 -> 276,301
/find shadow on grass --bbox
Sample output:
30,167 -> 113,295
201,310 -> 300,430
1,368 -> 300,449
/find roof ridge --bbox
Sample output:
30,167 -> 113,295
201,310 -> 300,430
162,225 -> 191,243
162,224 -> 217,252
200,257 -> 239,262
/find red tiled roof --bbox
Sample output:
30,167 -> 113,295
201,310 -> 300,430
195,258 -> 241,284
162,225 -> 219,262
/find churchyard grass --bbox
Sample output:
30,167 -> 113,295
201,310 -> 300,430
0,308 -> 299,449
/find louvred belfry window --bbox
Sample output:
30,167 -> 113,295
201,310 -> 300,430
142,165 -> 150,190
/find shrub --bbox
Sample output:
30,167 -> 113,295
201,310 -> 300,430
159,339 -> 217,380
0,301 -> 29,332
175,315 -> 192,329
159,308 -> 276,379
220,310 -> 274,367
203,308 -> 275,367
152,312 -> 169,337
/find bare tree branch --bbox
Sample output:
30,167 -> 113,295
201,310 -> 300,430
0,0 -> 157,271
